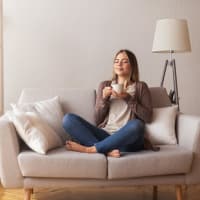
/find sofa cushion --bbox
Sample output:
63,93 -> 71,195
18,147 -> 107,179
108,145 -> 193,179
12,96 -> 71,143
145,105 -> 178,145
7,109 -> 62,154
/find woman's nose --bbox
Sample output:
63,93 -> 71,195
118,61 -> 123,66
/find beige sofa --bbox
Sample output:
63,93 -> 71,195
0,87 -> 200,200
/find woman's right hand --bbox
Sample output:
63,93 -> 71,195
102,86 -> 112,99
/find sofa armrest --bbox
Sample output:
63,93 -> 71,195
176,113 -> 200,184
177,113 -> 200,152
0,115 -> 23,188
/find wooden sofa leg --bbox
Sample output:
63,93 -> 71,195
153,185 -> 158,200
24,188 -> 33,200
176,185 -> 183,200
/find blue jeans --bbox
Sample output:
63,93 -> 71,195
62,113 -> 145,153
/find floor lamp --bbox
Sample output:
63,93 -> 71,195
152,18 -> 191,110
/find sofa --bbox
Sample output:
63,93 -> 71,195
0,87 -> 200,200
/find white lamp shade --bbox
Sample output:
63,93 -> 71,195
152,18 -> 191,53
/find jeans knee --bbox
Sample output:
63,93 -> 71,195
135,119 -> 145,131
129,119 -> 145,135
62,113 -> 77,128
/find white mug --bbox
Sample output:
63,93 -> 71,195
112,84 -> 124,94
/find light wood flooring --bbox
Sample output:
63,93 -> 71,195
1,184 -> 200,200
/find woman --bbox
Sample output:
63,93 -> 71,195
63,49 -> 154,158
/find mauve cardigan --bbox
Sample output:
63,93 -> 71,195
94,80 -> 159,151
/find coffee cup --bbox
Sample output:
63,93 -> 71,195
111,84 -> 124,94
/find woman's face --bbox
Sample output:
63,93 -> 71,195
113,52 -> 131,78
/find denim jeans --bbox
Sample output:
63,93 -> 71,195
62,113 -> 145,153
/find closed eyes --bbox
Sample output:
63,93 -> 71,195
114,59 -> 129,64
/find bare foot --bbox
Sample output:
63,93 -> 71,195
66,141 -> 120,158
66,140 -> 97,153
107,149 -> 120,158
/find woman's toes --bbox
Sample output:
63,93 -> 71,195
107,149 -> 121,158
66,140 -> 71,145
65,144 -> 71,150
112,149 -> 120,154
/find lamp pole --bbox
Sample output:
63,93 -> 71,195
160,50 -> 180,110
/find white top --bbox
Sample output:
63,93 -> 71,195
102,81 -> 136,134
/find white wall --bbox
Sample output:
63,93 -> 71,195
0,0 -> 3,115
3,0 -> 200,115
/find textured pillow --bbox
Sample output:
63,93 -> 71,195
11,96 -> 71,144
145,106 -> 178,145
7,108 -> 63,154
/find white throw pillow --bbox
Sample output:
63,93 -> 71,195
145,105 -> 178,145
11,96 -> 71,144
7,109 -> 63,154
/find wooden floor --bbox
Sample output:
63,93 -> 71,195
1,184 -> 200,200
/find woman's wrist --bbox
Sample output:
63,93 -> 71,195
123,93 -> 132,103
102,95 -> 110,103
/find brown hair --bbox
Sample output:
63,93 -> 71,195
112,49 -> 139,83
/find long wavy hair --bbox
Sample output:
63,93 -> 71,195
112,49 -> 139,83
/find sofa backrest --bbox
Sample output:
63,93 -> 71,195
18,88 -> 96,124
150,87 -> 171,108
18,87 -> 171,123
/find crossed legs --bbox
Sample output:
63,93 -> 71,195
63,113 -> 144,158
